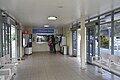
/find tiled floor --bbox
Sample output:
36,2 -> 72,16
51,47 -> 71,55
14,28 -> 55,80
13,52 -> 120,80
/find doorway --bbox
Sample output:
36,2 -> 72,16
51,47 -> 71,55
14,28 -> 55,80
86,23 -> 98,63
11,25 -> 16,58
11,24 -> 20,58
72,30 -> 77,57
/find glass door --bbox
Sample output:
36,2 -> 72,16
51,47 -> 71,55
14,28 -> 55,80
72,30 -> 77,57
11,25 -> 16,58
2,23 -> 11,57
86,26 -> 96,63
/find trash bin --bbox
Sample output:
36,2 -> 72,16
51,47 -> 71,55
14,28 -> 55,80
63,46 -> 67,55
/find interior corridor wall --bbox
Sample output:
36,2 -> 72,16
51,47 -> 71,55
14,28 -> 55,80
62,25 -> 72,56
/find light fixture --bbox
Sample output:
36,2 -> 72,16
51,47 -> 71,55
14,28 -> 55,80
44,24 -> 49,27
48,16 -> 57,21
58,6 -> 63,8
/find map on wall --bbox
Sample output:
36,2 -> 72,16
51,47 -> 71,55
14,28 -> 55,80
100,29 -> 109,49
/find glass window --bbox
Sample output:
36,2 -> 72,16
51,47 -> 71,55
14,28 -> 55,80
100,23 -> 111,55
85,21 -> 88,24
114,21 -> 120,56
113,9 -> 120,56
114,9 -> 120,20
100,13 -> 111,24
114,13 -> 120,20
90,17 -> 98,22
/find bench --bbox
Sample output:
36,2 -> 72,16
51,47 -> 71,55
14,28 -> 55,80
0,55 -> 21,80
0,60 -> 13,80
92,53 -> 120,76
0,68 -> 12,80
5,54 -> 21,65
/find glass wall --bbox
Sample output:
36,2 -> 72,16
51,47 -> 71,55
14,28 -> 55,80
99,13 -> 111,55
114,11 -> 120,56
100,23 -> 111,54
0,10 -> 20,58
72,8 -> 120,60
85,8 -> 120,63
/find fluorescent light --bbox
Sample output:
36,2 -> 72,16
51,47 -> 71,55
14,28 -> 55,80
44,24 -> 49,27
48,16 -> 57,20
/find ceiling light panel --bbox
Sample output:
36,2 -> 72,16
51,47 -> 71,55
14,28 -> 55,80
48,16 -> 57,21
44,24 -> 49,27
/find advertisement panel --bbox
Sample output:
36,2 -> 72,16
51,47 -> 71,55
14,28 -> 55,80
100,29 -> 109,49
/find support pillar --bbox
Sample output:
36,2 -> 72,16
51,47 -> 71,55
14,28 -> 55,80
80,15 -> 86,69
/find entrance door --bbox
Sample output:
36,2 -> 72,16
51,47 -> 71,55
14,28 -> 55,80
86,26 -> 96,63
72,30 -> 77,57
11,25 -> 16,58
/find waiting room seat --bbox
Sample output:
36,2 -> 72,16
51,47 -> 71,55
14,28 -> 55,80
5,54 -> 21,65
92,53 -> 120,76
109,55 -> 120,75
0,56 -> 17,80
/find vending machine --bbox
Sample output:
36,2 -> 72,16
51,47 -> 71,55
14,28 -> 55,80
22,31 -> 32,55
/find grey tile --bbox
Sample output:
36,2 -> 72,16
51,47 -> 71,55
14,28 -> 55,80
13,52 -> 120,80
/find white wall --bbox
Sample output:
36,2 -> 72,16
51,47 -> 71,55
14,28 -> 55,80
62,25 -> 73,56
32,42 -> 50,52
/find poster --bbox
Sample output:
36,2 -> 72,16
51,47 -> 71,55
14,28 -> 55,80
100,29 -> 109,49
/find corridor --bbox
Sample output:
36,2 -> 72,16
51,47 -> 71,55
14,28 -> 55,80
14,52 -> 120,80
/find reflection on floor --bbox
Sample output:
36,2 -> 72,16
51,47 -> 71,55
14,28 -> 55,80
13,52 -> 120,80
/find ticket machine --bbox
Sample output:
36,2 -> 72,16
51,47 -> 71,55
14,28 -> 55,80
22,31 -> 32,55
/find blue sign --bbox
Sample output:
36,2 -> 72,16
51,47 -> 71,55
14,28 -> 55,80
32,29 -> 54,34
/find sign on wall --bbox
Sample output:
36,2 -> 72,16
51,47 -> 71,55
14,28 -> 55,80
32,29 -> 54,35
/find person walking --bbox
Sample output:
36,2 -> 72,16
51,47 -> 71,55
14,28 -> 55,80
51,35 -> 56,53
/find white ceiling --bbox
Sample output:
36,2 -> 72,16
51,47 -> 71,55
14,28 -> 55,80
0,0 -> 120,27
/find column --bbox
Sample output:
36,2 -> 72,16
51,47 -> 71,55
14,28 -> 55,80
0,10 -> 3,57
80,15 -> 86,69
69,25 -> 73,56
20,28 -> 23,57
